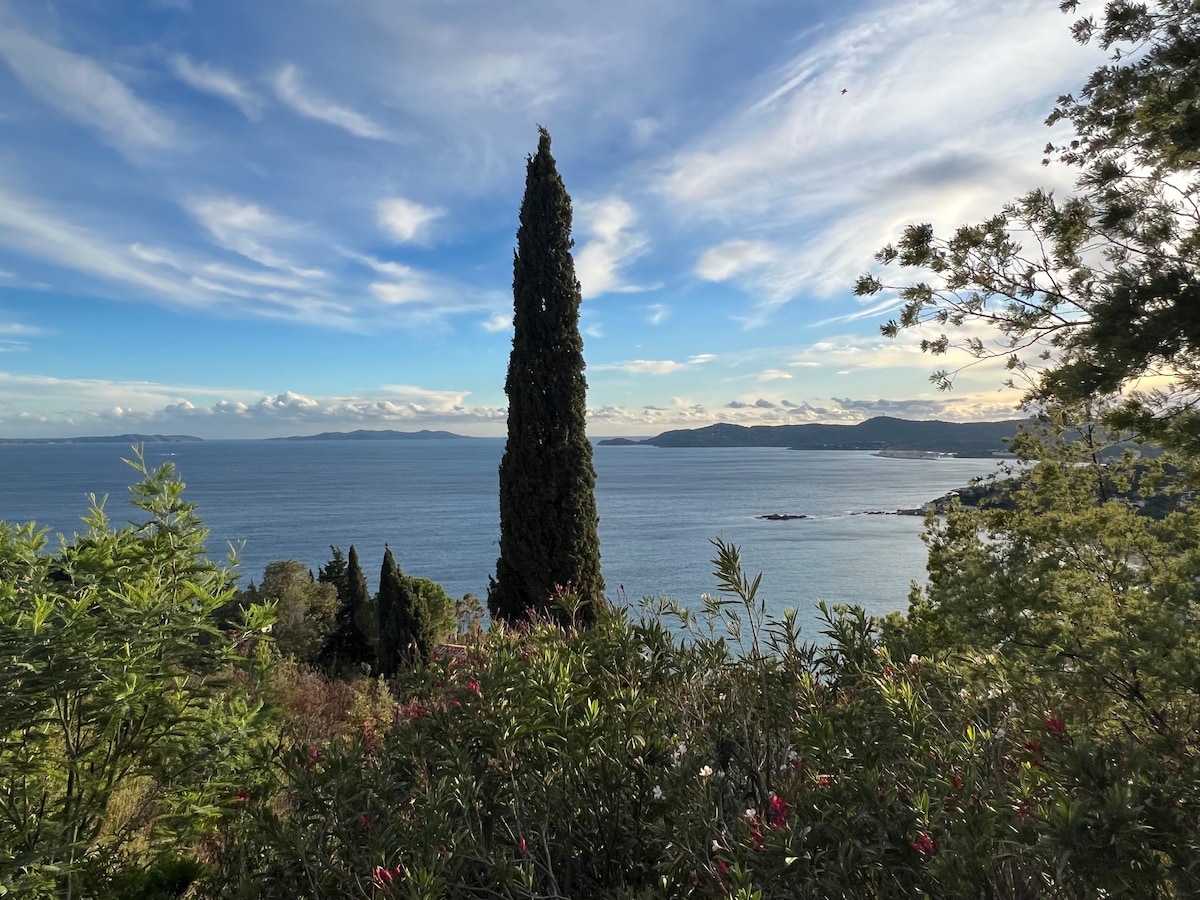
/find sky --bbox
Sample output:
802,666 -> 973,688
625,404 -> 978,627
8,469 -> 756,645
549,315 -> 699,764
0,0 -> 1105,439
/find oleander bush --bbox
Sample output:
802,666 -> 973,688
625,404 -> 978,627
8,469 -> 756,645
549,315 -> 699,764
203,538 -> 1200,899
0,452 -> 275,899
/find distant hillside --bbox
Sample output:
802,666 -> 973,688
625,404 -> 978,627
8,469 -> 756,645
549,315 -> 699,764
0,433 -> 203,445
597,416 -> 1029,456
268,429 -> 472,442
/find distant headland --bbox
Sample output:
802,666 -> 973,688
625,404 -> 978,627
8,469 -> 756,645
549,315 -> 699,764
266,429 -> 472,442
597,416 -> 1029,457
0,434 -> 203,445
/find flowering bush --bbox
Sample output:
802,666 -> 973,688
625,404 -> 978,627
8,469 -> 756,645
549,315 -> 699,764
202,538 -> 1200,898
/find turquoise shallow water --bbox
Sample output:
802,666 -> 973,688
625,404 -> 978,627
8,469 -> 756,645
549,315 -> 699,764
0,439 -> 1000,633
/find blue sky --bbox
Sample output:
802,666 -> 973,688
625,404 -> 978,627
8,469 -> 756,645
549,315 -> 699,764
0,0 -> 1102,438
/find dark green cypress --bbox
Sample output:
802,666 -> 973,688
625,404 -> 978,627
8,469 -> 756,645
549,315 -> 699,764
488,127 -> 604,625
316,545 -> 374,677
377,545 -> 419,676
344,545 -> 374,646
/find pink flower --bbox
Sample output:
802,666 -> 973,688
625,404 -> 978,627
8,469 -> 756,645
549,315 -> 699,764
398,701 -> 425,720
359,813 -> 371,831
467,680 -> 481,696
910,832 -> 938,857
768,793 -> 790,828
716,860 -> 729,875
1044,716 -> 1066,738
951,774 -> 964,792
234,790 -> 248,804
373,862 -> 405,890
518,837 -> 528,855
305,745 -> 321,768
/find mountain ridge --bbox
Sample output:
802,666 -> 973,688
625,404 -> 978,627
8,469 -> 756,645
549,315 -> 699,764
0,434 -> 203,445
266,429 -> 472,442
598,416 -> 1029,456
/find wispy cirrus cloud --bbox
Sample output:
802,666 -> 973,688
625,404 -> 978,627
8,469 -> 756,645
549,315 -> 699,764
184,196 -> 315,275
0,26 -> 172,151
598,359 -> 691,376
665,0 -> 1101,321
0,319 -> 43,352
758,369 -> 792,382
170,55 -> 261,118
0,187 -> 212,308
646,304 -> 670,325
273,64 -> 392,140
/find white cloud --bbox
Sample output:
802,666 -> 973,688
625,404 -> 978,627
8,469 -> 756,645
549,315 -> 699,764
758,369 -> 792,382
377,197 -> 444,243
170,55 -> 261,118
695,240 -> 776,282
482,313 -> 511,332
370,278 -> 433,305
688,354 -> 716,365
273,64 -> 391,140
0,368 -> 1027,439
584,323 -> 604,338
0,27 -> 172,151
600,359 -> 690,376
574,197 -> 651,298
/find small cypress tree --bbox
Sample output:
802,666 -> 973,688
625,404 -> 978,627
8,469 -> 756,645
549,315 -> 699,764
316,545 -> 374,677
376,545 -> 418,677
488,126 -> 604,625
344,545 -> 375,646
317,546 -> 347,595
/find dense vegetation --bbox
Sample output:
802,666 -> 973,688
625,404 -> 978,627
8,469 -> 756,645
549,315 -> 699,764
4,4 -> 1200,896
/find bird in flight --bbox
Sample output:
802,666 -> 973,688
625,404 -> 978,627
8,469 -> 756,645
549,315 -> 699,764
841,88 -> 848,95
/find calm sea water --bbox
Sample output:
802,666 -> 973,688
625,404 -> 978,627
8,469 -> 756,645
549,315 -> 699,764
0,440 -> 1000,633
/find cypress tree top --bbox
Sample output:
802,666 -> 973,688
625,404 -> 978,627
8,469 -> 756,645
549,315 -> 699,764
489,127 -> 604,624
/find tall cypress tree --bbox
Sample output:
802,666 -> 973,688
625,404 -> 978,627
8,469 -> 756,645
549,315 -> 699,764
488,127 -> 604,625
377,545 -> 418,676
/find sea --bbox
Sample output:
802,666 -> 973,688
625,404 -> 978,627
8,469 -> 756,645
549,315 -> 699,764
0,439 -> 1002,635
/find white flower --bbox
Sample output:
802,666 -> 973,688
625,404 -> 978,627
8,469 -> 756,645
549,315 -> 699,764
698,765 -> 713,779
959,688 -> 970,701
652,785 -> 663,800
673,741 -> 687,760
744,807 -> 757,819
909,654 -> 920,665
